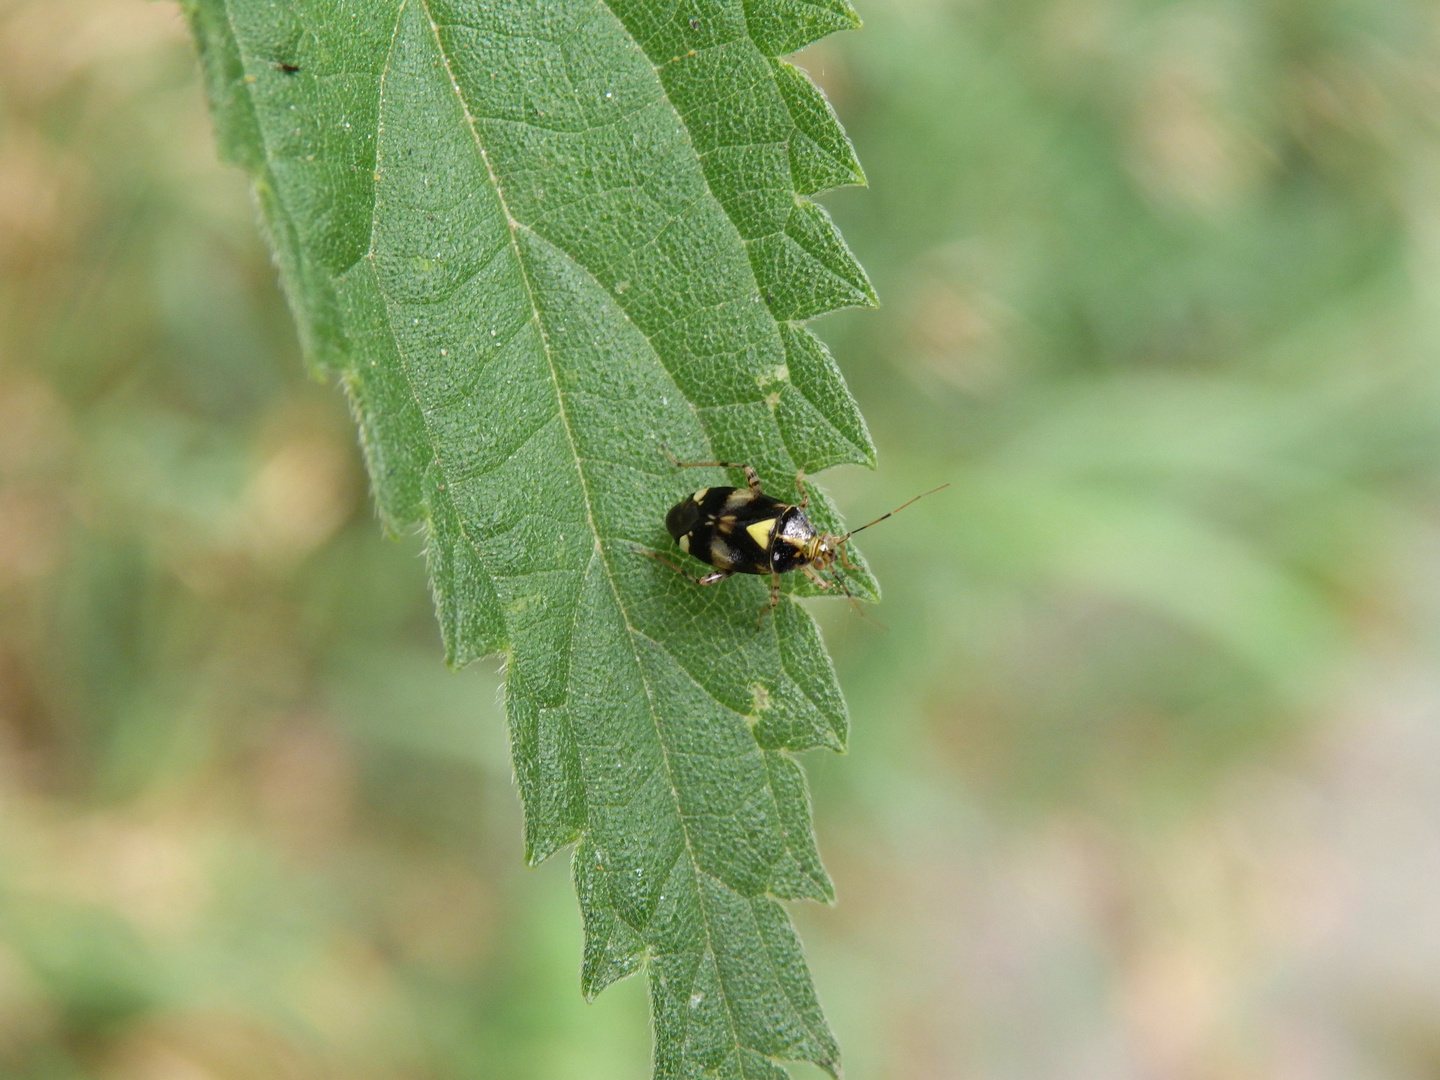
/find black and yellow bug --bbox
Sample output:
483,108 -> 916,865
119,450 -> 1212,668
650,449 -> 948,624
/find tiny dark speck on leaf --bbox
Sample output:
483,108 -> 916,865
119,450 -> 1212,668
277,61 -> 300,74
689,17 -> 699,29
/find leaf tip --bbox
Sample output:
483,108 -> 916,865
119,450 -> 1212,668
816,877 -> 838,906
857,274 -> 880,310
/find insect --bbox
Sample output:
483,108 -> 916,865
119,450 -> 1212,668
648,449 -> 948,624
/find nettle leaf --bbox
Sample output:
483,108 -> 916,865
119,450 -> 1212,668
183,0 -> 875,1074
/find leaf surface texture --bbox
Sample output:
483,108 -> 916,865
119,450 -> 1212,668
183,0 -> 875,1074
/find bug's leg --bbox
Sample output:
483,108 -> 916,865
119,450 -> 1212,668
801,564 -> 832,589
794,470 -> 809,508
661,446 -> 762,493
756,573 -> 783,628
827,565 -> 889,631
636,548 -> 733,586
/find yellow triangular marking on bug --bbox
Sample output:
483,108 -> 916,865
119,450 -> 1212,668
746,519 -> 777,549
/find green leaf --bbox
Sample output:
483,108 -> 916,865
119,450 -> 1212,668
182,0 -> 875,1074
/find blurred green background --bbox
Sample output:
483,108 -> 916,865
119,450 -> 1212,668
4,0 -> 1440,1077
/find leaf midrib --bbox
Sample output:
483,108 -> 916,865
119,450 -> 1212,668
379,3 -> 783,1062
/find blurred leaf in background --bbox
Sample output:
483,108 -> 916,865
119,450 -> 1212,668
803,0 -> 1440,1077
3,0 -> 1440,1079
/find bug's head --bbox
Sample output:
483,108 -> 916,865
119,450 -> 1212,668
803,534 -> 843,571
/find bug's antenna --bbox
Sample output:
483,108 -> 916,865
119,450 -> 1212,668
824,565 -> 889,631
838,483 -> 950,545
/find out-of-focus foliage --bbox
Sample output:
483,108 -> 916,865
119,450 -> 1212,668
3,1 -> 1440,1079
